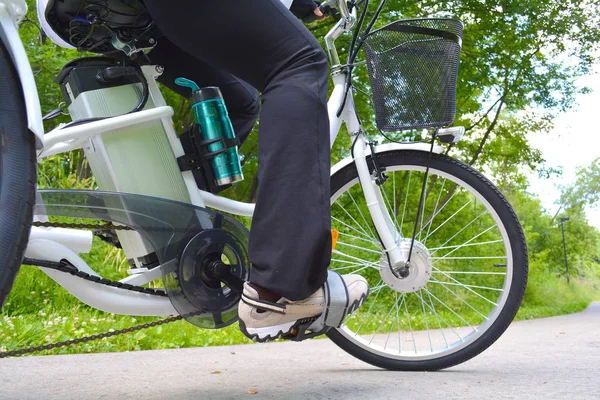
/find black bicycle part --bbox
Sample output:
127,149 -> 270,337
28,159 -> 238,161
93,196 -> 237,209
55,56 -> 150,129
171,228 -> 250,329
0,39 -> 37,310
177,124 -> 238,194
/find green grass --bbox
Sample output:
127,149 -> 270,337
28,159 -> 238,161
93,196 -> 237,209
516,270 -> 599,320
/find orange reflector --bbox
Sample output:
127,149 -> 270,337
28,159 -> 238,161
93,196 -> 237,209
331,229 -> 339,251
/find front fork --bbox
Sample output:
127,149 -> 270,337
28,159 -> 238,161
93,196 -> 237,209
351,133 -> 406,269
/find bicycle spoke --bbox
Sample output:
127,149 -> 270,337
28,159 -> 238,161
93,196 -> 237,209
428,210 -> 487,256
384,293 -> 401,350
432,266 -> 499,306
370,282 -> 389,295
429,279 -> 504,292
422,288 -> 465,342
432,270 -> 506,275
336,241 -> 383,254
379,182 -> 402,239
422,197 -> 474,242
431,256 -> 507,260
418,177 -> 429,242
332,216 -> 376,243
400,171 -> 412,231
428,239 -> 503,251
393,171 -> 397,236
433,224 -> 499,263
396,293 -> 402,353
332,250 -> 381,268
416,290 -> 433,352
403,293 -> 418,353
347,190 -> 377,238
425,288 -> 449,348
335,197 -> 373,240
353,279 -> 384,335
418,183 -> 459,239
427,279 -> 491,321
369,293 -> 402,345
337,231 -> 380,247
423,288 -> 478,332
332,263 -> 374,275
423,178 -> 447,244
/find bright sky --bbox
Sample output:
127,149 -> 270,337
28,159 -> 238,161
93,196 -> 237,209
527,62 -> 600,228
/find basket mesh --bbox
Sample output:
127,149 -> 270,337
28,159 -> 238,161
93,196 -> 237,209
364,18 -> 464,132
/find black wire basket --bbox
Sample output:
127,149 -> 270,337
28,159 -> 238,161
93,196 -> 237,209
363,18 -> 464,132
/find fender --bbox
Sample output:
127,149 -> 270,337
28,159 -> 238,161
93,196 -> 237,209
331,142 -> 444,176
0,1 -> 44,149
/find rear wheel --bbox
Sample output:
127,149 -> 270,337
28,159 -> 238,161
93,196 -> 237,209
327,150 -> 528,370
0,39 -> 37,309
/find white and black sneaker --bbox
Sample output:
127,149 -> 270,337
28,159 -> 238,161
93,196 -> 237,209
238,274 -> 368,342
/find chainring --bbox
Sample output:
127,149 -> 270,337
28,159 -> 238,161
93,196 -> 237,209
163,223 -> 250,329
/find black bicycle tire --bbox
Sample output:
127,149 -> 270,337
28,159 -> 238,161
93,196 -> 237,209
326,149 -> 528,371
0,39 -> 37,309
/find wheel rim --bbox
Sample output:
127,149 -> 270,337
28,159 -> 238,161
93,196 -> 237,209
330,164 -> 513,361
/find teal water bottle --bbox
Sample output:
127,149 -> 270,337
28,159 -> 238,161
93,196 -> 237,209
175,77 -> 244,186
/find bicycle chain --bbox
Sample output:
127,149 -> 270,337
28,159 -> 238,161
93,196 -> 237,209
0,315 -> 183,359
33,221 -> 134,231
1,221 -> 181,358
22,258 -> 168,297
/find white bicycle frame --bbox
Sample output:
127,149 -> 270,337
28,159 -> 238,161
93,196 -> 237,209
4,0 -> 441,317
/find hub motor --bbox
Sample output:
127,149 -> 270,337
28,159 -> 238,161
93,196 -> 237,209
380,239 -> 432,293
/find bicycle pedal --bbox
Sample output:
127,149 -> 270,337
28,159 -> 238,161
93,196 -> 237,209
285,318 -> 330,342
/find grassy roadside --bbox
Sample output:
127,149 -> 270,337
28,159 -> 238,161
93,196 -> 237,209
1,264 -> 598,356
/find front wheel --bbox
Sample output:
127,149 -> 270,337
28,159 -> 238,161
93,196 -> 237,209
327,150 -> 528,370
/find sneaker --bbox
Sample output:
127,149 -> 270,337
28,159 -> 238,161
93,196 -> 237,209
238,274 -> 369,342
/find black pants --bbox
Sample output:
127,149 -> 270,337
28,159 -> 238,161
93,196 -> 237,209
144,0 -> 332,300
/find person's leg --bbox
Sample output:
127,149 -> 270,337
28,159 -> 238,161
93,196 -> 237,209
144,0 -> 332,300
147,37 -> 259,144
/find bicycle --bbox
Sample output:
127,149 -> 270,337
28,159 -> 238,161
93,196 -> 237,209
0,0 -> 528,371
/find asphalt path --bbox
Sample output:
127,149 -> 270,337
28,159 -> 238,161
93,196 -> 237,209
1,303 -> 599,399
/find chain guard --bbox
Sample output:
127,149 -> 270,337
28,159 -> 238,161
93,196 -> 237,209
34,190 -> 250,329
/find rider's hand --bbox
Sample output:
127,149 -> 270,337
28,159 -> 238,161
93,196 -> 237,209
312,7 -> 326,21
290,0 -> 327,22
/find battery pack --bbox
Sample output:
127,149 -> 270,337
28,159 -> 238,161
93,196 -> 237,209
57,57 -> 191,267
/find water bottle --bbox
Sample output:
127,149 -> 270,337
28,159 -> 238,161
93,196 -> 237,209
175,77 -> 244,186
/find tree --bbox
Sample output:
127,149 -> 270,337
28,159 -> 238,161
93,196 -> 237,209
310,0 -> 600,184
556,157 -> 600,220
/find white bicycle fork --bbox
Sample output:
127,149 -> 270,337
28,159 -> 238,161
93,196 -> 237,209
328,71 -> 406,270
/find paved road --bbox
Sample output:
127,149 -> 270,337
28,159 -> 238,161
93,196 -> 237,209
1,304 -> 599,400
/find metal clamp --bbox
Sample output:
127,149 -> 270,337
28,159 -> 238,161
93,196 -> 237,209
308,271 -> 350,332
